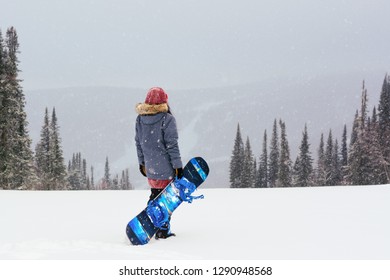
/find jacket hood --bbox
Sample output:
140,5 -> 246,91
135,103 -> 169,125
135,103 -> 168,115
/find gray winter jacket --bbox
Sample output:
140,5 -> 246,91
135,103 -> 183,180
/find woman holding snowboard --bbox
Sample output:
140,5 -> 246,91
135,87 -> 183,239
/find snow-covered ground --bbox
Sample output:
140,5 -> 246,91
0,185 -> 389,260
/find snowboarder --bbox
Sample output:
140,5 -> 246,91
135,87 -> 183,239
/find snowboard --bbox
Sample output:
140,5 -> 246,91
126,157 -> 209,245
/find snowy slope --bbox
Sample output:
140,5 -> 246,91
0,185 -> 389,260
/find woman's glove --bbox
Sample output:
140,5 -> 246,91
139,165 -> 147,177
175,168 -> 183,179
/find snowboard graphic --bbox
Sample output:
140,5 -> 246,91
126,157 -> 209,245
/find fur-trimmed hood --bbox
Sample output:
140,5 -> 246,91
135,103 -> 168,115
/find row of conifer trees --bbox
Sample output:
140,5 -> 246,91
230,76 -> 390,188
34,107 -> 132,190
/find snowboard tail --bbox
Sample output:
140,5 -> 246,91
126,157 -> 209,245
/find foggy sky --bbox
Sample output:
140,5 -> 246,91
1,0 -> 390,90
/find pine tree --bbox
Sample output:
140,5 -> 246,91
35,107 -> 67,189
35,108 -> 51,189
316,133 -> 326,186
377,74 -> 390,182
112,174 -> 119,190
347,83 -> 371,185
332,139 -> 342,186
90,166 -> 95,189
361,81 -> 368,128
0,27 -> 34,189
268,119 -> 279,188
348,133 -> 368,185
242,137 -> 255,188
230,123 -> 245,188
256,130 -> 268,188
103,156 -> 112,189
364,107 -> 384,184
253,158 -> 257,187
119,169 -> 132,190
340,125 -> 348,183
0,31 -> 6,187
341,125 -> 348,166
324,130 -> 334,186
277,120 -> 292,187
293,124 -> 313,187
350,110 -> 359,148
120,170 -> 126,190
70,152 -> 85,190
125,169 -> 132,190
67,154 -> 80,190
49,107 -> 67,189
67,152 -> 89,190
81,158 -> 87,189
86,175 -> 91,190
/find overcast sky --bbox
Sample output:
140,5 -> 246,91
1,0 -> 390,90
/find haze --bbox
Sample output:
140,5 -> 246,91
1,0 -> 389,90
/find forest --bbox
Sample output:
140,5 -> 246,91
230,78 -> 390,187
0,27 -> 131,190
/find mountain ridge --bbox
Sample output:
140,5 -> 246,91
24,73 -> 382,188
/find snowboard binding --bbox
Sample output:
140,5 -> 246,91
146,200 -> 170,229
175,177 -> 204,203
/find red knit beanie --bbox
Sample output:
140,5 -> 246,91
145,87 -> 168,104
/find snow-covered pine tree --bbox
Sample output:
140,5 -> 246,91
241,136 -> 255,188
119,169 -> 132,190
229,123 -> 244,188
125,169 -> 132,190
103,156 -> 112,189
0,30 -> 6,188
341,124 -> 348,183
49,107 -> 67,189
90,166 -> 95,189
35,108 -> 51,189
256,130 -> 268,188
348,132 -> 368,185
70,155 -> 77,189
67,154 -> 79,189
67,152 -> 87,190
35,107 -> 67,189
81,158 -> 87,189
347,82 -> 371,185
361,81 -> 368,128
377,74 -> 390,182
120,170 -> 126,190
350,110 -> 359,148
332,139 -> 342,186
277,120 -> 292,187
315,133 -> 326,186
268,119 -> 279,188
86,175 -> 91,190
293,124 -> 313,187
341,125 -> 348,166
0,27 -> 34,189
112,174 -> 119,190
364,107 -> 384,184
253,158 -> 257,187
324,130 -> 334,186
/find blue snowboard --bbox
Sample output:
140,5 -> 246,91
126,157 -> 209,245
